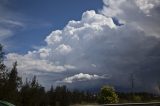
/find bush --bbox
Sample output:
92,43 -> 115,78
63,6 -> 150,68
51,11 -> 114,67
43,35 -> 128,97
132,95 -> 142,102
98,85 -> 119,104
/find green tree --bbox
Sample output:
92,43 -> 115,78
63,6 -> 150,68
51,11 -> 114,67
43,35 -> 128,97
47,85 -> 56,106
20,79 -> 30,106
5,62 -> 22,105
55,85 -> 70,106
8,62 -> 22,90
20,76 -> 47,106
98,85 -> 119,104
0,44 -> 8,100
0,44 -> 4,62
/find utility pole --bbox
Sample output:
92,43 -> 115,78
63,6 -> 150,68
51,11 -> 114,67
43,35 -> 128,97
130,73 -> 134,94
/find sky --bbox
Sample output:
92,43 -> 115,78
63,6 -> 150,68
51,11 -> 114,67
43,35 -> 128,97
0,0 -> 103,53
1,0 -> 160,93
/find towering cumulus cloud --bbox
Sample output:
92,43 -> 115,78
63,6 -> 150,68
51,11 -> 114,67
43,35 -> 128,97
5,0 -> 160,92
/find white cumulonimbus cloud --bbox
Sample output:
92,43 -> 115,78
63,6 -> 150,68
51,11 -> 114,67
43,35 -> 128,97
5,0 -> 160,92
5,10 -> 116,73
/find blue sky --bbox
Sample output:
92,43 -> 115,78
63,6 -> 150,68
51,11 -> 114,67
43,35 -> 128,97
1,0 -> 160,93
2,0 -> 103,54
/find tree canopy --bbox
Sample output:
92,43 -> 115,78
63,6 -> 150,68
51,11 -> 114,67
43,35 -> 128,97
98,85 -> 119,104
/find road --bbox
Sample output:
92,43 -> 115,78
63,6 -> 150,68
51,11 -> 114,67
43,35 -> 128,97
72,102 -> 160,106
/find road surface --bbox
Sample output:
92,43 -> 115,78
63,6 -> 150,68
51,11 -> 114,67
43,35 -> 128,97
72,102 -> 160,106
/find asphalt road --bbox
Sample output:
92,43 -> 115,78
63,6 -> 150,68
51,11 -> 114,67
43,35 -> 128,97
72,102 -> 160,106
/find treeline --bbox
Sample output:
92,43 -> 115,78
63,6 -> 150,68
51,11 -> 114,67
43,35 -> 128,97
20,78 -> 97,106
1,74 -> 97,106
118,92 -> 159,103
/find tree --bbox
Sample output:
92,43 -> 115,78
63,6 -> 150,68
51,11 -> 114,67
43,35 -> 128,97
0,44 -> 4,63
55,85 -> 70,106
31,75 -> 39,88
5,62 -> 22,104
47,85 -> 56,106
20,76 -> 47,106
8,62 -> 22,90
0,44 -> 8,100
98,85 -> 119,104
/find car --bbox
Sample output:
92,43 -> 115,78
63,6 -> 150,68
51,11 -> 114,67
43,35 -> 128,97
0,100 -> 15,106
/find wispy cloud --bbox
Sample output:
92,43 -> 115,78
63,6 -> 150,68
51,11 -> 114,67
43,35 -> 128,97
0,0 -> 25,45
0,19 -> 24,42
0,19 -> 24,28
0,28 -> 13,40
